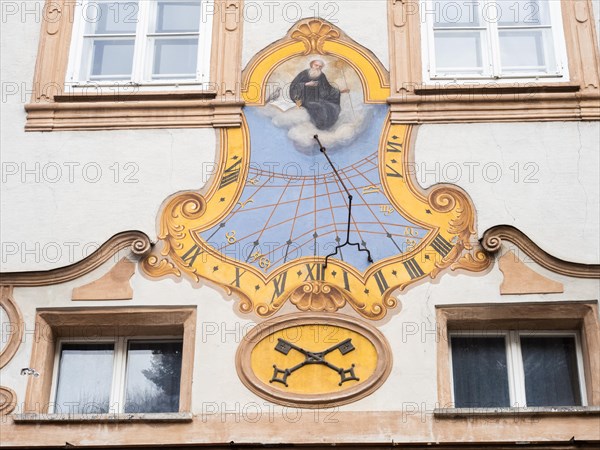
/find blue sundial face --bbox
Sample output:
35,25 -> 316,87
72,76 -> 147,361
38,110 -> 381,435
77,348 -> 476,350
199,56 -> 429,273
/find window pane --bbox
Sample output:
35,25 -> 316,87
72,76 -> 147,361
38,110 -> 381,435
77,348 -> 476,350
124,341 -> 183,413
89,39 -> 135,79
451,336 -> 510,408
54,343 -> 114,414
434,31 -> 485,74
497,0 -> 550,26
521,336 -> 582,407
87,1 -> 139,34
499,29 -> 556,73
433,0 -> 480,27
155,1 -> 201,32
152,38 -> 198,79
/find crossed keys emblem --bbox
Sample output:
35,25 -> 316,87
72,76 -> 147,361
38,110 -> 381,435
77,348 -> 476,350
269,338 -> 360,387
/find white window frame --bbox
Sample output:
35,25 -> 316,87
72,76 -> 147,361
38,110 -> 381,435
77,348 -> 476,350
448,330 -> 587,408
48,336 -> 183,414
420,0 -> 570,83
65,0 -> 214,92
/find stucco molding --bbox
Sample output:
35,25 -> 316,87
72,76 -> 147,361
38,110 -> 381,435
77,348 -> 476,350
0,286 -> 24,368
25,99 -> 245,131
0,231 -> 152,287
25,0 -> 244,131
2,412 -> 600,446
0,386 -> 17,416
498,251 -> 564,295
387,0 -> 600,123
71,257 -> 136,301
481,225 -> 600,279
13,412 -> 193,423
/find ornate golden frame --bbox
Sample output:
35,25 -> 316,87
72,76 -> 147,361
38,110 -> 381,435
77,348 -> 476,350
143,19 -> 490,320
241,19 -> 390,104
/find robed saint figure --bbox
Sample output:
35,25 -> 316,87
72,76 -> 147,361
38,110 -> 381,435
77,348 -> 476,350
289,60 -> 349,130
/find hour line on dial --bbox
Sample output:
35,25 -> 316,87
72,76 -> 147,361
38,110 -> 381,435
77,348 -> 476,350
198,141 -> 430,273
314,134 -> 373,269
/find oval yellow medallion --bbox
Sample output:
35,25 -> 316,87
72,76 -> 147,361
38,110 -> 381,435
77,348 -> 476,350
236,313 -> 392,408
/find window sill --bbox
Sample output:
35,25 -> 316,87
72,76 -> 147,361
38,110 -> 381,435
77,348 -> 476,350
24,97 -> 245,131
434,406 -> 600,418
54,91 -> 218,103
12,412 -> 193,423
413,81 -> 581,96
388,80 -> 599,123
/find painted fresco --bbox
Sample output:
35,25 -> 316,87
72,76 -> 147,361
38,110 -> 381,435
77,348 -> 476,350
144,19 -> 490,320
200,55 -> 427,273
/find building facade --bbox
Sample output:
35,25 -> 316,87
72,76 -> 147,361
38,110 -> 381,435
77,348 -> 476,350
1,0 -> 599,448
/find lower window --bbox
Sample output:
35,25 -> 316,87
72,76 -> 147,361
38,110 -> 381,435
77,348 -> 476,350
51,338 -> 183,414
450,331 -> 586,408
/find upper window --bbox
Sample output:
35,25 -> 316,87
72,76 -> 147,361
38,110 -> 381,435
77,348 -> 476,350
450,331 -> 587,408
50,338 -> 183,414
421,0 -> 569,82
66,0 -> 213,89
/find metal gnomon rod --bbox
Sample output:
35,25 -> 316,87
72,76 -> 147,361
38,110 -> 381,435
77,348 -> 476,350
314,134 -> 373,269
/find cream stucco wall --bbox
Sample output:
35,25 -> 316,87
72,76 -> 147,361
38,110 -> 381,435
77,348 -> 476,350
415,122 -> 600,264
0,1 -> 215,271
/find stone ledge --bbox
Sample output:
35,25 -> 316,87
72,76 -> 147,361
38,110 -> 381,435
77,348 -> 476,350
12,412 -> 193,423
434,406 -> 600,418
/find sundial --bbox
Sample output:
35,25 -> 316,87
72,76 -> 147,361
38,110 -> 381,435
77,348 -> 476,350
197,105 -> 421,275
143,19 -> 490,320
